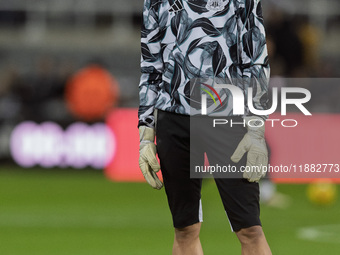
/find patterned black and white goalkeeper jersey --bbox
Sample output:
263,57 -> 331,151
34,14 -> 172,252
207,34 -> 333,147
138,0 -> 270,128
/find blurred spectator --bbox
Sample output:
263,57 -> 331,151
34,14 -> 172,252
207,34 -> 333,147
0,66 -> 21,121
298,17 -> 320,74
14,56 -> 59,121
267,13 -> 304,77
7,55 -> 75,123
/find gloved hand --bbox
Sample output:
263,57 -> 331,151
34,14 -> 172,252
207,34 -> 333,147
139,126 -> 163,189
230,116 -> 268,182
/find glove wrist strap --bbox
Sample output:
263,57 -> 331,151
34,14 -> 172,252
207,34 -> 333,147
139,126 -> 155,142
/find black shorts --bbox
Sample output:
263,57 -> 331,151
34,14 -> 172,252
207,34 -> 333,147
156,110 -> 261,232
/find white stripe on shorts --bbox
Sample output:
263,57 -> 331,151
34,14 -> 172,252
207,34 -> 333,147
225,210 -> 234,232
199,199 -> 203,222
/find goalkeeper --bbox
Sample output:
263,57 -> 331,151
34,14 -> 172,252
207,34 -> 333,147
138,0 -> 272,254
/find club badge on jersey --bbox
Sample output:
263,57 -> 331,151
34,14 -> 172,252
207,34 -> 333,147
206,0 -> 227,11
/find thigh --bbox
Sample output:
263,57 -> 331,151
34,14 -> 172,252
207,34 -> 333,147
215,177 -> 261,232
204,116 -> 246,179
156,110 -> 203,228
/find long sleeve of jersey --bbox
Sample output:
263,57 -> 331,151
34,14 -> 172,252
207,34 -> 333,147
235,0 -> 270,116
138,0 -> 163,128
138,0 -> 270,127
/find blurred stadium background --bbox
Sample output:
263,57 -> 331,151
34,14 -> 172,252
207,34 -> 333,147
0,0 -> 339,254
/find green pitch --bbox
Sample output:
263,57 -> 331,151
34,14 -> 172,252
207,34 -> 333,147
0,166 -> 339,254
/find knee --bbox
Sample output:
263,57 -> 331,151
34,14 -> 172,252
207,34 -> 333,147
236,226 -> 264,246
175,222 -> 201,243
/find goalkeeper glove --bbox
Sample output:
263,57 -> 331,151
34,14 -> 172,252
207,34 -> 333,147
139,126 -> 163,189
230,116 -> 268,182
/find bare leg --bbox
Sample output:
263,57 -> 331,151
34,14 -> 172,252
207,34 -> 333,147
235,226 -> 272,255
173,222 -> 203,255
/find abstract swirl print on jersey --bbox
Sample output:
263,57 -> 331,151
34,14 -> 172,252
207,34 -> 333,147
138,0 -> 270,127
